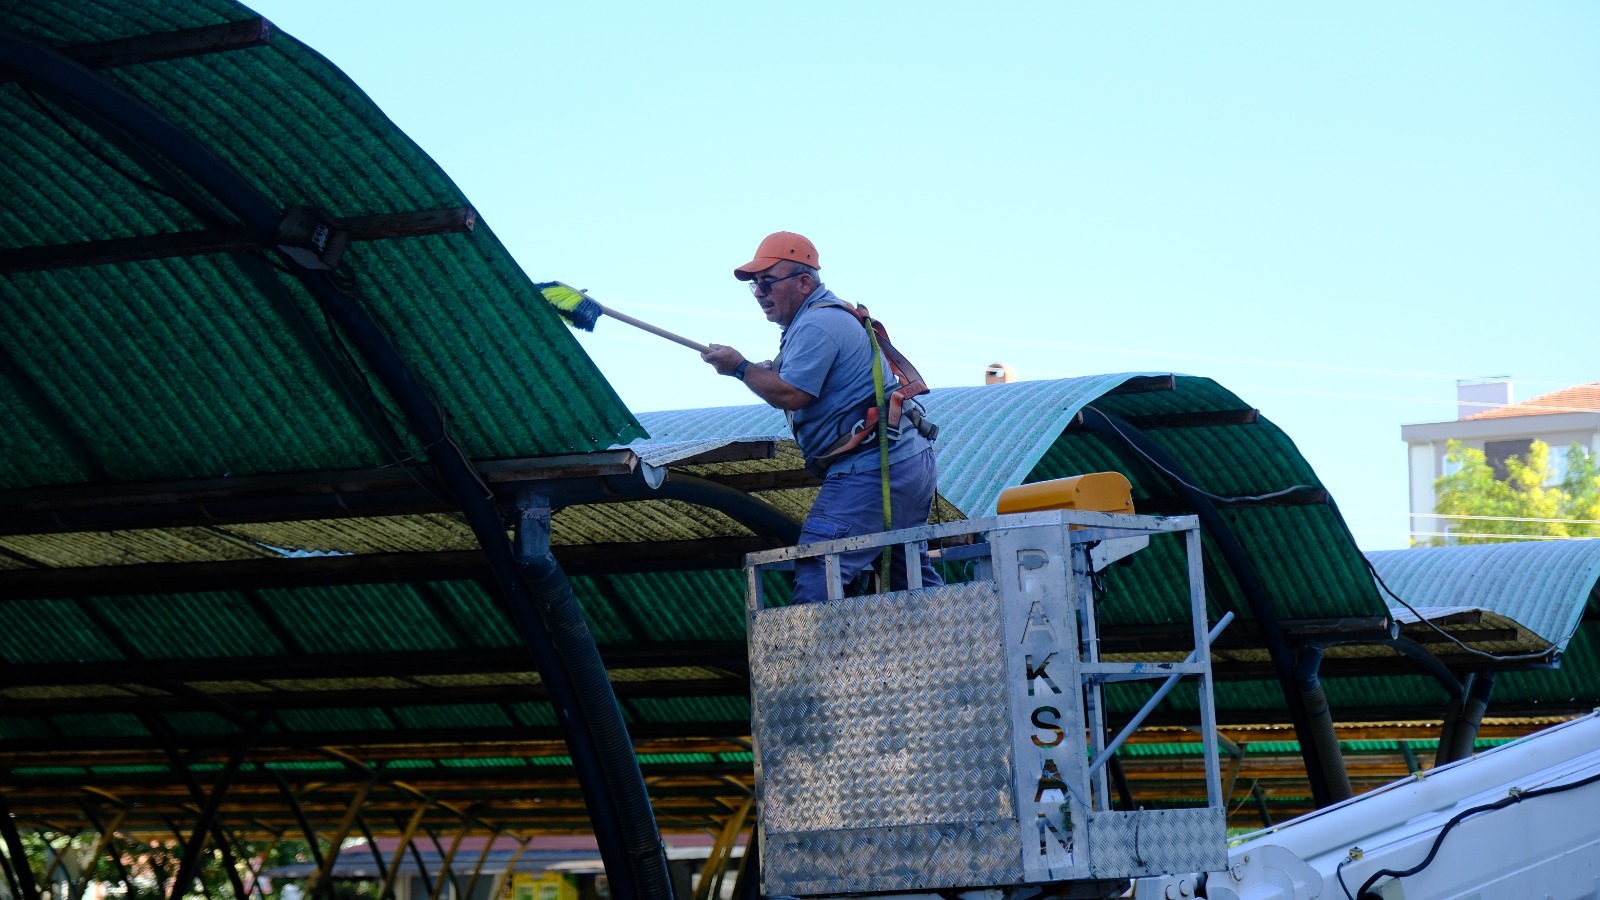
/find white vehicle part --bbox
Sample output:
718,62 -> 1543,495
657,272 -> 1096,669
1138,712 -> 1600,899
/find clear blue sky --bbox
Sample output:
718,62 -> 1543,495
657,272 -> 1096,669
249,1 -> 1599,550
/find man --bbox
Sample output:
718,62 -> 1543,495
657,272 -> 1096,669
701,231 -> 942,603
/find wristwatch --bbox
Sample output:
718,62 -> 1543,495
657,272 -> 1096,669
733,361 -> 750,381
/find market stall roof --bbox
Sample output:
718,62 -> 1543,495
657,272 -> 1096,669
5,0 -> 1598,849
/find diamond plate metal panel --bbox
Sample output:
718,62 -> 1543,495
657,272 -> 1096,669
751,581 -> 1012,832
763,820 -> 1023,895
1083,808 -> 1227,878
751,581 -> 1022,892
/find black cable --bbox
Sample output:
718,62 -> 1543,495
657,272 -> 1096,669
1089,405 -> 1572,665
1366,555 -> 1572,663
23,84 -> 183,205
1336,854 -> 1356,900
1355,769 -> 1600,898
1084,406 -> 1321,505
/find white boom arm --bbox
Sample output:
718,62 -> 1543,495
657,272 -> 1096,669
1137,711 -> 1600,899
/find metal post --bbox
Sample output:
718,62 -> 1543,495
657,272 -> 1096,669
0,797 -> 41,900
1088,612 -> 1234,775
380,803 -> 431,900
271,774 -> 327,874
460,827 -> 503,900
484,838 -> 530,900
425,822 -> 468,900
302,781 -> 374,899
1075,543 -> 1112,809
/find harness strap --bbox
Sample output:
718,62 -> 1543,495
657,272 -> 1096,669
866,313 -> 892,582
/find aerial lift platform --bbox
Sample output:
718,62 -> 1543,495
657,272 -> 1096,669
742,499 -> 1230,900
738,481 -> 1600,900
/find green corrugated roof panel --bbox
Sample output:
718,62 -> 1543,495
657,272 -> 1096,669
273,708 -> 395,732
51,712 -> 147,738
439,757 -> 526,769
0,597 -> 127,664
391,704 -> 515,730
625,696 -> 751,724
0,0 -> 643,493
636,753 -> 717,765
570,570 -> 751,644
261,584 -> 467,654
159,711 -> 248,736
261,759 -> 348,772
89,592 -> 287,659
920,374 -> 1152,516
504,703 -> 560,728
0,718 -> 58,741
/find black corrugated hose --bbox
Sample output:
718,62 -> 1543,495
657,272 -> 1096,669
516,497 -> 673,900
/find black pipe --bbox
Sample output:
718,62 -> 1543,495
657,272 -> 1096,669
1375,636 -> 1468,769
1294,645 -> 1352,801
0,791 -> 41,900
1077,406 -> 1334,806
1441,671 -> 1496,765
0,29 -> 664,900
516,494 -> 673,900
654,475 -> 803,545
730,830 -> 760,900
544,471 -> 802,547
1251,784 -> 1273,828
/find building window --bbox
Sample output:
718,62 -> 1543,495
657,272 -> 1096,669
1483,439 -> 1534,481
1441,454 -> 1462,478
1547,444 -> 1571,487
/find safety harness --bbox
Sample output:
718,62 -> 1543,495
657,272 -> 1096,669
778,298 -> 938,478
813,301 -> 936,469
776,298 -> 939,585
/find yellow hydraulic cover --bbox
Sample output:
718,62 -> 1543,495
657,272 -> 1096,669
995,472 -> 1135,515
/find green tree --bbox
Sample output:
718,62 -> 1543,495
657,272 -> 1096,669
1430,439 -> 1600,544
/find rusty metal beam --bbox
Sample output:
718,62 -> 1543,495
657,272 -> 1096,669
0,208 -> 477,275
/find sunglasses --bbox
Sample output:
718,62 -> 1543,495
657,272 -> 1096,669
749,271 -> 807,296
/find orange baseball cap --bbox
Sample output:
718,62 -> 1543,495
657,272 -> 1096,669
733,231 -> 820,280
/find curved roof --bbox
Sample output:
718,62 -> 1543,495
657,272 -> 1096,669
1,0 -> 642,493
637,373 -> 1387,627
1368,540 -> 1600,650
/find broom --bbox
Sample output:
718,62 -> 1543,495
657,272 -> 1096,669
536,281 -> 710,354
